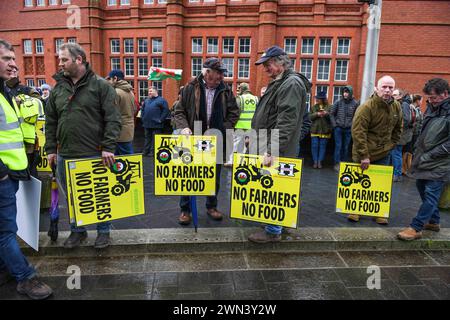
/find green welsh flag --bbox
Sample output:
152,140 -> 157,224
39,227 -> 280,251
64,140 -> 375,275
148,66 -> 182,81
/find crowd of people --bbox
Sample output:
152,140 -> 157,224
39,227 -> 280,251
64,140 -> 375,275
0,39 -> 449,300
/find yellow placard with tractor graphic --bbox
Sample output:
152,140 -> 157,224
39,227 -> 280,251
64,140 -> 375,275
66,155 -> 145,226
36,119 -> 51,172
230,153 -> 303,228
335,162 -> 393,218
154,135 -> 217,196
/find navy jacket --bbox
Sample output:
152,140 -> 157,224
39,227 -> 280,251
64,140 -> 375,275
141,96 -> 169,129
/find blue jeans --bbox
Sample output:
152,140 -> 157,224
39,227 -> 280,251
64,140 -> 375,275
265,225 -> 283,235
57,155 -> 111,234
311,137 -> 328,163
0,178 -> 36,282
372,154 -> 391,166
390,145 -> 403,177
180,164 -> 222,211
116,141 -> 134,155
333,127 -> 352,164
411,179 -> 445,232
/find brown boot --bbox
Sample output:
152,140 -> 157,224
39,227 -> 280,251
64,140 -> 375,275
178,211 -> 192,225
206,208 -> 223,221
17,277 -> 53,300
348,214 -> 360,222
375,217 -> 389,225
424,223 -> 440,232
397,227 -> 422,241
248,230 -> 281,243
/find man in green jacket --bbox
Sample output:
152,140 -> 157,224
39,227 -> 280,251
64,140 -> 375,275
45,43 -> 121,249
350,75 -> 402,225
398,78 -> 450,240
248,46 -> 311,243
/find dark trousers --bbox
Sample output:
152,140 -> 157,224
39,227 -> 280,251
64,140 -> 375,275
144,128 -> 162,156
180,164 -> 222,212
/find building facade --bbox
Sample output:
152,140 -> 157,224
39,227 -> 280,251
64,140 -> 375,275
0,0 -> 449,107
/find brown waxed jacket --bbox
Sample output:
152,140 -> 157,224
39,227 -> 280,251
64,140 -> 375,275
173,74 -> 240,132
112,80 -> 136,143
352,94 -> 402,162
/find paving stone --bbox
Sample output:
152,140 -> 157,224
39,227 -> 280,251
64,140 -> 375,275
246,252 -> 345,269
266,282 -> 294,300
207,272 -> 234,285
335,268 -> 388,288
233,290 -> 270,300
153,272 -> 178,287
178,292 -> 213,300
210,284 -> 236,300
317,282 -> 353,300
145,253 -> 247,272
423,250 -> 450,265
348,287 -> 384,300
398,285 -> 439,300
377,279 -> 408,300
177,272 -> 211,294
422,279 -> 450,300
35,255 -> 147,276
261,270 -> 287,283
383,268 -> 424,286
284,268 -> 339,282
152,286 -> 179,300
338,251 -> 438,267
408,267 -> 445,280
232,271 -> 266,291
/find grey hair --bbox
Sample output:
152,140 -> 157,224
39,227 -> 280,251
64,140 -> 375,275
201,68 -> 211,76
0,39 -> 14,51
59,42 -> 87,64
271,55 -> 292,70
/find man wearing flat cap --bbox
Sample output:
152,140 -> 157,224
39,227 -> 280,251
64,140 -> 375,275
174,57 -> 240,225
248,45 -> 311,243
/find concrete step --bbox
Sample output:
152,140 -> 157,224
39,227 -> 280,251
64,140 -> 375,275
21,227 -> 450,258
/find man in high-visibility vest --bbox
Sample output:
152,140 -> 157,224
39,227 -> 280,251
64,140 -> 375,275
224,83 -> 258,167
0,39 -> 52,300
6,66 -> 43,177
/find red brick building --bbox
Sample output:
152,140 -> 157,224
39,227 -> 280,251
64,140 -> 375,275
0,0 -> 449,107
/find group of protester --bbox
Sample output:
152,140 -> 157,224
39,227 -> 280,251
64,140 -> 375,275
0,39 -> 449,300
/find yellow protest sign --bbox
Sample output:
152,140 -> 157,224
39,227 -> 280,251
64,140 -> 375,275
66,155 -> 145,226
230,153 -> 302,228
36,119 -> 51,172
335,162 -> 393,218
154,135 -> 217,196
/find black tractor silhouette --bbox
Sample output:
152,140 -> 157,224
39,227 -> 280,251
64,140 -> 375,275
109,159 -> 142,196
340,164 -> 371,189
234,155 -> 273,189
156,136 -> 193,165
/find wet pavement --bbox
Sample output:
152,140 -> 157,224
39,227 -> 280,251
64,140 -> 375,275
1,250 -> 449,300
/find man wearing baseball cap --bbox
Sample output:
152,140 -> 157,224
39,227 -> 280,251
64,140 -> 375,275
248,46 -> 311,243
173,57 -> 240,225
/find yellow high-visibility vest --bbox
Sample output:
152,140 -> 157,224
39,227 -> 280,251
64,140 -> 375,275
14,94 -> 42,144
0,93 -> 28,171
235,93 -> 258,130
